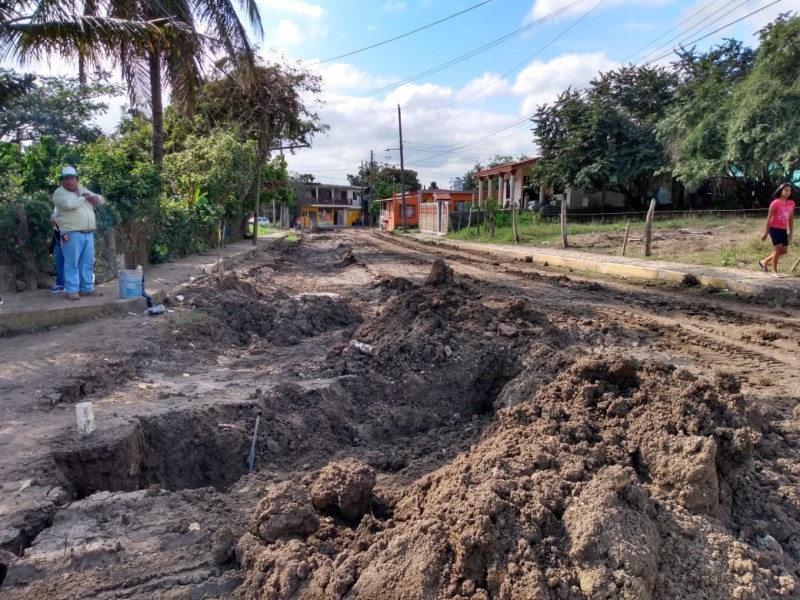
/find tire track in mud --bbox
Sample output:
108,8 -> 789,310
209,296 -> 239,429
347,231 -> 800,392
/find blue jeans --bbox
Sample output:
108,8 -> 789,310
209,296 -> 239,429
61,231 -> 95,293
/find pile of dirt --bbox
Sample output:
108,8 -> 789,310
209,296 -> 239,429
4,236 -> 798,600
235,356 -> 796,600
184,273 -> 362,346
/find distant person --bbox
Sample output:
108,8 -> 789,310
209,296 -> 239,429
758,182 -> 795,277
48,207 -> 65,293
52,165 -> 105,300
296,216 -> 302,230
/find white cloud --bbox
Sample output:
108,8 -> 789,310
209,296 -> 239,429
312,62 -> 395,92
385,82 -> 453,107
526,0 -> 669,21
513,52 -> 618,115
382,2 -> 407,13
284,90 -> 536,188
453,72 -> 512,104
266,19 -> 304,47
367,24 -> 379,32
258,0 -> 325,19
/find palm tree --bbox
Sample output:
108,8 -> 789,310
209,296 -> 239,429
108,0 -> 263,164
1,1 -> 160,74
1,0 -> 263,164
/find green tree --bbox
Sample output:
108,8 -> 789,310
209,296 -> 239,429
0,67 -> 34,107
657,40 -> 756,200
726,14 -> 800,201
532,65 -> 677,209
198,57 -> 327,238
1,0 -> 263,164
0,70 -> 120,144
347,162 -> 420,198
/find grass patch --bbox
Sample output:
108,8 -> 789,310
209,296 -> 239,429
171,310 -> 207,327
449,213 -> 778,270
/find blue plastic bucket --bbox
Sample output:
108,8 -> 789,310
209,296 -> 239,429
118,269 -> 143,299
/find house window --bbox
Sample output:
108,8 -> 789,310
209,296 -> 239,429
403,205 -> 415,218
454,201 -> 467,212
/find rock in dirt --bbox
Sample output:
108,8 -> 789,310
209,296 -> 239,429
253,481 -> 319,543
424,258 -> 454,287
210,526 -> 237,565
564,465 -> 660,598
305,459 -> 376,521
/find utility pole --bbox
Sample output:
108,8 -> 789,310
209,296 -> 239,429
370,150 -> 375,228
398,104 -> 407,231
360,160 -> 365,224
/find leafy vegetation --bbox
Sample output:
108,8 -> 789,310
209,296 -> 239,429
528,16 -> 800,210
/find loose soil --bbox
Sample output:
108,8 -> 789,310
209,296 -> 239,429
0,230 -> 799,599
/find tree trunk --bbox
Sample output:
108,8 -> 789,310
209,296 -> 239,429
644,198 -> 656,257
512,200 -> 519,243
149,49 -> 164,166
251,114 -> 271,245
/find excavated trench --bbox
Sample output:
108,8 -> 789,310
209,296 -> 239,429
51,403 -> 260,499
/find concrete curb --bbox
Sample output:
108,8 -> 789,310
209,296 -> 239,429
415,236 -> 800,298
0,235 -> 283,335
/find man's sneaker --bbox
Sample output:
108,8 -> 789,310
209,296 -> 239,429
50,285 -> 65,293
66,292 -> 80,300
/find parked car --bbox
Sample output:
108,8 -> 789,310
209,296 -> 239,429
528,200 -> 561,217
248,216 -> 270,225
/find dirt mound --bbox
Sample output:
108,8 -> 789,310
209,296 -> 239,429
185,273 -> 361,345
236,356 -> 796,600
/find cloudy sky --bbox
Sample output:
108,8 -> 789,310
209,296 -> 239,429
256,0 -> 795,188
5,0 -> 797,188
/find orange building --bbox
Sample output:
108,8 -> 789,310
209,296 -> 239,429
375,189 -> 475,231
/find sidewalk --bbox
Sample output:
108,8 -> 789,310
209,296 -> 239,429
0,235 -> 283,335
414,234 -> 800,299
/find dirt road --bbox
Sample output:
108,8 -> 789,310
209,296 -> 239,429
1,229 -> 798,599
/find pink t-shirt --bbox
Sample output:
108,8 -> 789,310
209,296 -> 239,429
768,198 -> 795,230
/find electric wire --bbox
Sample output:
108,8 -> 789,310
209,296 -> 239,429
405,0 -> 783,167
305,0 -> 495,66
411,0 -> 606,111
321,0 -> 589,106
618,0 -> 728,64
635,0 -> 753,66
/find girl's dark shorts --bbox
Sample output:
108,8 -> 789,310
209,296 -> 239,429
769,227 -> 790,246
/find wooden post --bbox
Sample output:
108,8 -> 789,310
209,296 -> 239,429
644,198 -> 656,257
512,200 -> 519,243
791,254 -> 800,272
622,218 -> 631,256
560,195 -> 568,248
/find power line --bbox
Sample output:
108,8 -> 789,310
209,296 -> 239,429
635,0 -> 753,66
644,0 -> 783,65
619,0 -> 728,64
305,0 -> 495,66
406,0 -> 783,167
413,0 -> 606,111
322,0 -> 589,105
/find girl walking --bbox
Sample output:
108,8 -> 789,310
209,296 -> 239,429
759,183 -> 795,277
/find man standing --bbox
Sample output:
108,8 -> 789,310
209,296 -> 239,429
52,165 -> 105,300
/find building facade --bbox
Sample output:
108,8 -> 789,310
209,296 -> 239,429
297,183 -> 364,228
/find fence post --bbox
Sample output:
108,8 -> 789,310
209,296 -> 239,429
644,198 -> 656,257
622,218 -> 631,256
560,195 -> 568,248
